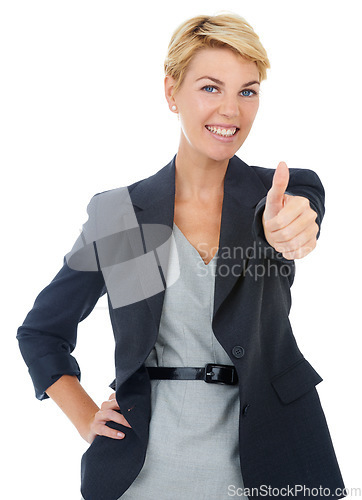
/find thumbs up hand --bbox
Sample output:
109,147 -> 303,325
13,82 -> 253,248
262,162 -> 319,260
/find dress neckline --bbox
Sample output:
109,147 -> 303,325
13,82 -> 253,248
173,222 -> 218,267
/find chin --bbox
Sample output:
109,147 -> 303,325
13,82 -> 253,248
209,154 -> 235,163
204,146 -> 240,163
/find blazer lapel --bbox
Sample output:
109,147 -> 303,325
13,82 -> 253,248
127,157 -> 176,328
128,154 -> 267,330
212,156 -> 267,317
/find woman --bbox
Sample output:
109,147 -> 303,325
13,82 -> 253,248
17,13 -> 346,500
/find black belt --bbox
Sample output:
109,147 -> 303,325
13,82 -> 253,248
146,363 -> 238,385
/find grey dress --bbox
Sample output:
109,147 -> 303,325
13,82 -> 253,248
118,223 -> 248,499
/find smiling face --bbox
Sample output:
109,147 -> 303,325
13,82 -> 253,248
165,47 -> 260,164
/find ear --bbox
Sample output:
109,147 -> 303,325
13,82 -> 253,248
164,75 -> 177,110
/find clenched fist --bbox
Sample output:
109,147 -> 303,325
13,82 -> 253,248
262,162 -> 319,260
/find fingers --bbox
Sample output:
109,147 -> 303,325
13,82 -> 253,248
92,408 -> 132,440
264,195 -> 312,232
90,394 -> 133,441
279,236 -> 317,260
263,194 -> 319,260
264,195 -> 317,234
101,397 -> 120,411
273,216 -> 318,259
98,408 -> 131,428
100,398 -> 132,428
94,411 -> 126,440
264,162 -> 290,221
269,161 -> 289,204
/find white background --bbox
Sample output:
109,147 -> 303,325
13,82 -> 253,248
1,0 -> 361,498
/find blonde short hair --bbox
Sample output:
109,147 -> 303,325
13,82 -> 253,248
164,13 -> 270,97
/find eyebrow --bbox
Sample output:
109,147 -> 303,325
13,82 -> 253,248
195,76 -> 260,87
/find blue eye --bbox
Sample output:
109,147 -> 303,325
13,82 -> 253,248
203,85 -> 217,93
241,89 -> 257,97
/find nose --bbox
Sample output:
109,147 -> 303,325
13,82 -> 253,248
218,94 -> 240,118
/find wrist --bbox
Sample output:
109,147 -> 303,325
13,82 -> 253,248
79,408 -> 99,444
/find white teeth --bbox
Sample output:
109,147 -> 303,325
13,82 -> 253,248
206,126 -> 237,137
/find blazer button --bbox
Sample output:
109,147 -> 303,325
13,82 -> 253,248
232,346 -> 245,358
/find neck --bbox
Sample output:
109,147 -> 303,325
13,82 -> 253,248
175,145 -> 229,203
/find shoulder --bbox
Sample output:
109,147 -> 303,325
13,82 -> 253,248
233,156 -> 324,192
89,156 -> 176,209
89,179 -> 144,206
251,164 -> 323,191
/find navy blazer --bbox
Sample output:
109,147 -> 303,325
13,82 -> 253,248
17,155 -> 346,499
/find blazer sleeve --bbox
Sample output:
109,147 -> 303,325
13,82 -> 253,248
251,167 -> 325,259
16,195 -> 106,401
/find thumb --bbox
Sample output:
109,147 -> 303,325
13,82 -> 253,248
264,161 -> 290,221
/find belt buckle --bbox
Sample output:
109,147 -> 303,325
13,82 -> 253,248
204,363 -> 238,385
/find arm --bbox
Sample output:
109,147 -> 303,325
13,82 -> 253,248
17,251 -> 132,443
16,261 -> 106,400
45,375 -> 100,442
45,375 -> 131,444
17,194 -> 132,442
17,194 -> 109,400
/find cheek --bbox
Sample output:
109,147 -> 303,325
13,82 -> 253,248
186,98 -> 210,122
180,100 -> 210,132
241,101 -> 259,125
250,100 -> 260,118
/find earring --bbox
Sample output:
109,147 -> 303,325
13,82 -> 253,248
171,105 -> 177,111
